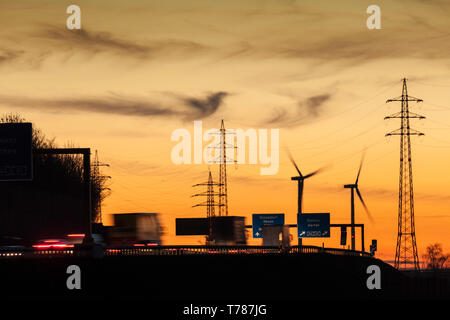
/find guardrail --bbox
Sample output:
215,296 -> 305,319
0,245 -> 372,259
0,247 -> 81,259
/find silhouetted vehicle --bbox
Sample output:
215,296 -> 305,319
107,213 -> 163,246
32,239 -> 73,250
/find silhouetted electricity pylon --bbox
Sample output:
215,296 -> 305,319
91,150 -> 110,224
385,78 -> 424,270
192,169 -> 223,244
208,120 -> 236,216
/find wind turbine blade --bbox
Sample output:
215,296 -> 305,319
286,148 -> 302,176
303,168 -> 323,179
355,151 -> 366,185
356,188 -> 374,223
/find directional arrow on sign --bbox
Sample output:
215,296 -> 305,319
252,214 -> 284,239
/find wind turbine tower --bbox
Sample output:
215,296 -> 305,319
344,154 -> 373,251
288,151 -> 321,246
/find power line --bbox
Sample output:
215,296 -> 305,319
323,147 -> 397,179
226,80 -> 399,138
291,120 -> 384,157
414,81 -> 450,88
290,101 -> 390,149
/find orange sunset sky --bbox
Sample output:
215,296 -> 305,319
1,0 -> 450,263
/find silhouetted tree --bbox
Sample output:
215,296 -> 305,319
422,243 -> 449,270
0,113 -> 109,240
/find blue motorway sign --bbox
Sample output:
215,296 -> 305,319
252,213 -> 284,238
297,213 -> 330,238
0,123 -> 33,181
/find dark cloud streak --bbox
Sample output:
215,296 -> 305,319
37,27 -> 209,59
0,49 -> 25,65
0,91 -> 229,121
263,93 -> 331,127
179,91 -> 228,119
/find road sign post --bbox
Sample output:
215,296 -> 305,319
340,226 -> 347,246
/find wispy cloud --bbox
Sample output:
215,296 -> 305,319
0,48 -> 25,65
4,14 -> 450,70
270,25 -> 450,62
263,94 -> 331,127
3,2 -> 450,69
416,215 -> 450,219
0,91 -> 229,121
415,193 -> 450,202
176,92 -> 229,119
35,26 -> 209,60
339,185 -> 450,203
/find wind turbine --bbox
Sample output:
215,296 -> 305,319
344,154 -> 374,251
287,150 -> 322,245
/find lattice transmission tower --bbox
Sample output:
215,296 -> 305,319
385,78 -> 424,270
192,169 -> 223,244
91,150 -> 110,224
208,120 -> 236,216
